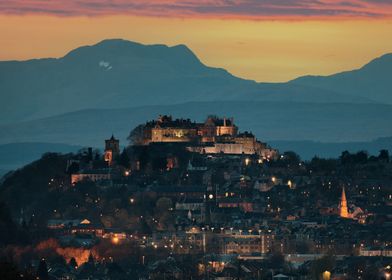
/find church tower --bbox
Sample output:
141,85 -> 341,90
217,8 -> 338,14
339,187 -> 349,218
104,135 -> 120,166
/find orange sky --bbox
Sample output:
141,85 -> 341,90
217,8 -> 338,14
1,2 -> 392,82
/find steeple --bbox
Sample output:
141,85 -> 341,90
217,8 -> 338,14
339,187 -> 349,218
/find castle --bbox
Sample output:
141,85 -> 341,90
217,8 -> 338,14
134,115 -> 277,159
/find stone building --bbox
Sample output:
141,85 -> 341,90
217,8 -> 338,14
104,135 -> 120,166
135,115 -> 278,159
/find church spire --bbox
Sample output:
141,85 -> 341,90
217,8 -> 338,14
340,187 -> 349,218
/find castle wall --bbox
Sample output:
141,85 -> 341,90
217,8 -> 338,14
151,127 -> 198,143
216,125 -> 238,136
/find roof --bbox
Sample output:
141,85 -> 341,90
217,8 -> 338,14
273,274 -> 289,279
148,185 -> 205,193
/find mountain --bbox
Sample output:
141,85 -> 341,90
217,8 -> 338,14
291,53 -> 392,104
0,39 -> 374,124
1,39 -> 391,168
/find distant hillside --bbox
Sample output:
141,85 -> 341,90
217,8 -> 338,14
1,101 -> 392,148
0,137 -> 390,177
291,53 -> 392,104
0,142 -> 82,177
271,137 -> 392,160
0,39 -> 375,124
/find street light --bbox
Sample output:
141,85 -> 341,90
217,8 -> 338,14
385,272 -> 391,280
322,270 -> 331,280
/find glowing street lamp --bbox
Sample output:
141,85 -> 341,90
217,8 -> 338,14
322,270 -> 331,280
111,236 -> 119,245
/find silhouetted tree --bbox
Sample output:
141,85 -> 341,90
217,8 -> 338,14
88,253 -> 95,264
378,149 -> 390,162
268,252 -> 285,270
119,148 -> 131,169
37,259 -> 48,280
340,150 -> 368,165
69,257 -> 78,269
127,124 -> 145,146
282,151 -> 301,165
0,261 -> 34,280
309,255 -> 335,280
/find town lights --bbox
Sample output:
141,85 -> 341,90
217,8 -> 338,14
385,272 -> 391,280
322,270 -> 331,280
130,198 -> 135,204
124,170 -> 130,176
111,236 -> 119,245
245,158 -> 250,166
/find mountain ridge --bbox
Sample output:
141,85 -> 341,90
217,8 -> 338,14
1,39 -> 386,124
291,52 -> 392,104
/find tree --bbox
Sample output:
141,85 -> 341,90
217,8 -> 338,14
268,252 -> 285,270
309,255 -> 335,280
0,261 -> 34,280
69,257 -> 78,269
378,149 -> 390,162
127,124 -> 145,146
119,149 -> 131,169
340,150 -> 351,165
88,253 -> 95,264
37,259 -> 49,280
355,151 -> 368,164
362,265 -> 379,280
156,197 -> 173,213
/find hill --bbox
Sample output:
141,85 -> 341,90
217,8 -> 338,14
1,101 -> 391,147
0,142 -> 81,178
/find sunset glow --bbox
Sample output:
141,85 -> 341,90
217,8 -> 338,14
1,1 -> 392,81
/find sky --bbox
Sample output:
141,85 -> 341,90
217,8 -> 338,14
1,0 -> 392,82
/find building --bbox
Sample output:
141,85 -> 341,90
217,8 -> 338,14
221,232 -> 274,255
71,168 -> 113,185
339,187 -> 352,219
136,115 -> 278,159
104,135 -> 120,166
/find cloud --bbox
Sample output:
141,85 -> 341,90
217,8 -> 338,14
0,0 -> 391,19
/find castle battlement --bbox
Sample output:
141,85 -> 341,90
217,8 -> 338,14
131,115 -> 277,159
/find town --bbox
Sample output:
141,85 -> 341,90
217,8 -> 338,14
0,115 -> 391,280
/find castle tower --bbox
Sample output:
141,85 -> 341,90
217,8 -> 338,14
104,135 -> 120,166
339,187 -> 349,218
